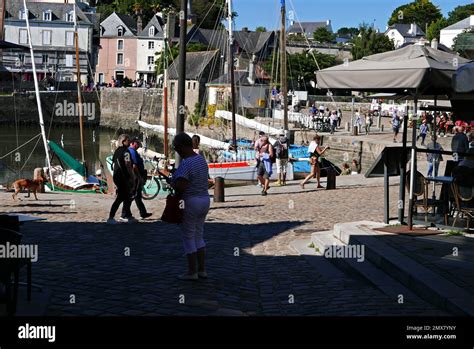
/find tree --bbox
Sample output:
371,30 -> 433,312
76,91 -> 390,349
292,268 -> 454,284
447,4 -> 474,25
312,27 -> 335,43
388,0 -> 442,32
351,25 -> 395,60
190,0 -> 227,29
426,17 -> 448,41
453,28 -> 474,58
256,26 -> 267,32
262,51 -> 337,93
336,27 -> 359,38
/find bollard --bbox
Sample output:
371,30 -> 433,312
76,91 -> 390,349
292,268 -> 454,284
214,176 -> 225,202
353,125 -> 359,136
381,124 -> 384,132
346,122 -> 351,132
377,115 -> 382,129
326,167 -> 336,190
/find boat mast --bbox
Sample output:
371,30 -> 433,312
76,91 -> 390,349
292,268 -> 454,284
226,0 -> 237,150
280,0 -> 288,131
163,12 -> 171,158
23,0 -> 54,188
176,0 -> 188,165
73,0 -> 86,166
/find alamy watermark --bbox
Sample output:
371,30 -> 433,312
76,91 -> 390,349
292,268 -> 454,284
55,101 -> 96,120
0,242 -> 38,262
324,244 -> 365,262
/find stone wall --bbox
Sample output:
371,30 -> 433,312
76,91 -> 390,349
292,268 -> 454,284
99,88 -> 163,129
0,91 -> 100,126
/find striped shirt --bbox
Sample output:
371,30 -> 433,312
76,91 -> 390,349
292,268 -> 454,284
172,154 -> 209,199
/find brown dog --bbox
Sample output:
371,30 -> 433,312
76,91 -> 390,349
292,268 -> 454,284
11,178 -> 44,201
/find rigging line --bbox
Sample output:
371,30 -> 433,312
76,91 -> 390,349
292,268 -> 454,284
288,0 -> 335,102
0,133 -> 42,160
19,134 -> 42,172
186,0 -> 220,44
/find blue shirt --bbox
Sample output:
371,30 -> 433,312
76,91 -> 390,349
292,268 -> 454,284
128,147 -> 145,173
172,154 -> 209,199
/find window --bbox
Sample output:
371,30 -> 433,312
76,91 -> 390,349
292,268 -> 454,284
117,27 -> 124,37
147,56 -> 154,65
148,41 -> 154,50
18,54 -> 25,64
19,29 -> 28,44
43,10 -> 52,21
193,82 -> 196,90
170,82 -> 175,98
66,31 -> 74,46
98,73 -> 104,84
19,9 -> 27,20
117,39 -> 124,50
65,54 -> 74,67
42,54 -> 49,64
117,53 -> 124,65
187,82 -> 191,90
66,11 -> 74,22
42,30 -> 52,45
148,27 -> 155,37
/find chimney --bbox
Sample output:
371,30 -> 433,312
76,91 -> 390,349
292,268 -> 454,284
242,27 -> 249,32
166,11 -> 176,40
431,38 -> 438,50
326,19 -> 331,26
137,14 -> 143,33
410,23 -> 416,36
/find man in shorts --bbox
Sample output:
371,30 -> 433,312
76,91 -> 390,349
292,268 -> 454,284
274,133 -> 289,186
391,112 -> 401,143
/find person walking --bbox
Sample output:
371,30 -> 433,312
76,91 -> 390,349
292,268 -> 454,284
107,134 -> 136,224
337,108 -> 342,128
274,133 -> 289,186
300,135 -> 329,189
330,111 -> 338,134
256,135 -> 273,195
365,113 -> 373,135
417,119 -> 428,145
391,112 -> 401,143
172,133 -> 211,281
121,137 -> 152,220
426,136 -> 444,177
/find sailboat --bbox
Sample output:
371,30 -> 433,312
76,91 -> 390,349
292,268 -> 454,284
21,0 -> 105,193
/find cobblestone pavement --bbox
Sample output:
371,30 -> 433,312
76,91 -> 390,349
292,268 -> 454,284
0,176 -> 449,316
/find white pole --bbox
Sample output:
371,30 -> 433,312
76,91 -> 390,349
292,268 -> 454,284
23,0 -> 54,188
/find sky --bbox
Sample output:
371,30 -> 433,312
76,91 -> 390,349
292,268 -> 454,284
232,0 -> 474,32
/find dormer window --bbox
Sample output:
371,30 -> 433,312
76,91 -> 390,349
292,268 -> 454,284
117,26 -> 124,37
66,11 -> 74,23
19,9 -> 27,20
149,26 -> 155,37
43,10 -> 52,21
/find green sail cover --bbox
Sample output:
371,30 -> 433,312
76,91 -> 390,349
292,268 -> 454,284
48,140 -> 86,177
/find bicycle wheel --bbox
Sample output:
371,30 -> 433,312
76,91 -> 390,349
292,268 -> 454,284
142,177 -> 161,200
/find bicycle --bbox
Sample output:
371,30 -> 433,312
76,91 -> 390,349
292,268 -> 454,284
141,158 -> 175,200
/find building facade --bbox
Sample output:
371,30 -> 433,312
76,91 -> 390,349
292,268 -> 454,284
385,23 -> 425,49
136,14 -> 165,84
2,0 -> 93,83
440,15 -> 474,49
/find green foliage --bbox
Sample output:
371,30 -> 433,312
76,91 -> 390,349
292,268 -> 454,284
256,26 -> 267,32
351,24 -> 395,60
312,27 -> 335,43
387,0 -> 442,32
188,102 -> 204,127
262,51 -> 337,93
154,44 -> 178,75
447,4 -> 474,25
288,34 -> 307,42
453,28 -> 474,58
426,17 -> 448,41
336,27 -> 359,38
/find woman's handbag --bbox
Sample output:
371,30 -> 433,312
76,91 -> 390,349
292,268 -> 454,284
161,194 -> 184,223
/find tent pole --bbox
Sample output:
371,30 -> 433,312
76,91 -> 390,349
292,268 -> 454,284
384,151 -> 389,224
432,95 -> 437,198
407,94 -> 418,229
398,99 -> 408,224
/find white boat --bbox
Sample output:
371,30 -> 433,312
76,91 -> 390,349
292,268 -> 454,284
208,160 -> 294,181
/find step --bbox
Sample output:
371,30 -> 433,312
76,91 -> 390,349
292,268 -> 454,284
310,231 -> 424,303
334,221 -> 474,316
